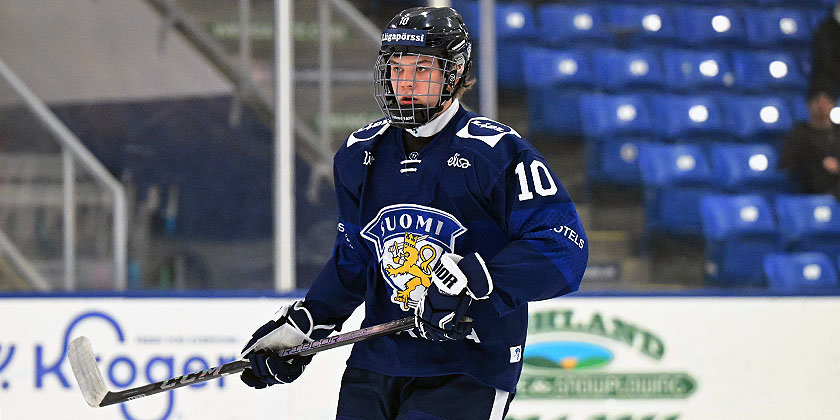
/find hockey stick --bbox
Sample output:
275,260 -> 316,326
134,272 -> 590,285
68,316 -> 415,408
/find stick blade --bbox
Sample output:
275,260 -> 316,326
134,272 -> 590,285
68,336 -> 109,408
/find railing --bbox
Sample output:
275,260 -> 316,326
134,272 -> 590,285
0,56 -> 128,291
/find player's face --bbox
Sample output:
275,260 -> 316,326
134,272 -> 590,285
388,54 -> 446,108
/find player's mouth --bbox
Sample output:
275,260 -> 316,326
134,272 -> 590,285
399,96 -> 418,105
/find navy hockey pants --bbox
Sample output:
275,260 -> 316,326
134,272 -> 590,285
335,366 -> 514,420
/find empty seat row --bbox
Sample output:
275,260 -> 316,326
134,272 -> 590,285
524,47 -> 808,93
577,93 -> 797,140
624,142 -> 794,236
702,194 -> 840,286
456,1 -> 832,47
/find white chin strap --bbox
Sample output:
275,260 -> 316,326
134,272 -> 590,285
406,99 -> 460,138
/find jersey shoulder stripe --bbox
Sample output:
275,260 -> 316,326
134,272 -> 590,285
455,115 -> 521,148
346,118 -> 390,148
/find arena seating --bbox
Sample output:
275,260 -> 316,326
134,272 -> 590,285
700,194 -> 782,286
743,7 -> 813,46
592,48 -> 665,91
638,143 -> 716,236
730,50 -> 807,91
605,5 -> 679,45
648,94 -> 727,139
586,138 -> 647,187
661,49 -> 733,92
763,252 -> 839,291
709,143 -> 790,195
674,6 -> 746,46
579,93 -> 652,138
455,0 -> 838,289
774,194 -> 840,257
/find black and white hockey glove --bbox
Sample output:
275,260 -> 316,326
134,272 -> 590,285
239,300 -> 335,389
414,253 -> 493,341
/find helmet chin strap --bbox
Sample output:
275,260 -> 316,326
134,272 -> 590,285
406,98 -> 460,138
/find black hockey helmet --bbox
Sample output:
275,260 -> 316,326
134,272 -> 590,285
374,7 -> 473,129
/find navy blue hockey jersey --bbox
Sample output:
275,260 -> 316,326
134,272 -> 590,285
304,102 -> 588,393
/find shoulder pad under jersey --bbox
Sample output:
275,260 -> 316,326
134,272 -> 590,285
346,118 -> 390,148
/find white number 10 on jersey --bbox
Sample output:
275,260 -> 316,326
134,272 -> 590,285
515,160 -> 558,201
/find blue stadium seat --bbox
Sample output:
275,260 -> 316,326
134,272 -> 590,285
496,41 -> 530,89
523,49 -> 592,134
754,0 -> 831,6
775,194 -> 840,257
808,9 -> 833,30
493,3 -> 538,40
528,86 -> 585,135
701,194 -> 782,286
537,4 -> 611,45
455,1 -> 537,41
743,8 -> 812,47
674,7 -> 746,46
579,94 -> 652,138
606,5 -> 678,44
731,51 -> 807,92
710,143 -> 790,194
648,94 -> 726,139
798,50 -> 812,79
592,49 -> 665,91
720,95 -> 793,140
662,49 -> 733,92
523,48 -> 594,88
788,95 -> 809,123
455,2 -> 537,89
639,143 -> 716,236
764,252 -> 839,291
586,138 -> 647,187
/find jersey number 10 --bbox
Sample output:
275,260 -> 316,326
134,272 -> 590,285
515,160 -> 558,201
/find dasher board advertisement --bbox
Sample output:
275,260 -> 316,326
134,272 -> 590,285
0,296 -> 837,420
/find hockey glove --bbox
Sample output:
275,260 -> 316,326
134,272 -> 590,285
239,300 -> 335,388
414,253 -> 493,341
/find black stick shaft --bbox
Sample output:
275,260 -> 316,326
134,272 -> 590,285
98,316 -> 415,407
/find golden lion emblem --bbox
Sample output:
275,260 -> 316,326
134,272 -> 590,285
385,232 -> 437,309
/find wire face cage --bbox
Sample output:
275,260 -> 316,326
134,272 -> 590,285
374,51 -> 460,129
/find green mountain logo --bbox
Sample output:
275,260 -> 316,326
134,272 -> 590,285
524,341 -> 612,370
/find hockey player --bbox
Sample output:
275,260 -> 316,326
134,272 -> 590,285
239,6 -> 588,419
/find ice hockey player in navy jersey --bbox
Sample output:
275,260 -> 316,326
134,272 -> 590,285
239,6 -> 588,419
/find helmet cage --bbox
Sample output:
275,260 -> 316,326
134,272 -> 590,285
374,50 -> 466,129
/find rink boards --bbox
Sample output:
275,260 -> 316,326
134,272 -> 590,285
0,294 -> 837,420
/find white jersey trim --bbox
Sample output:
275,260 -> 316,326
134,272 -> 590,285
347,119 -> 390,148
406,99 -> 460,138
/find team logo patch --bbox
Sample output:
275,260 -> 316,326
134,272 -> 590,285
347,119 -> 390,147
455,116 -> 521,147
362,204 -> 467,311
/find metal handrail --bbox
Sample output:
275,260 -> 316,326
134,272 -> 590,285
0,227 -> 50,291
143,0 -> 331,167
0,55 -> 128,291
328,0 -> 381,44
